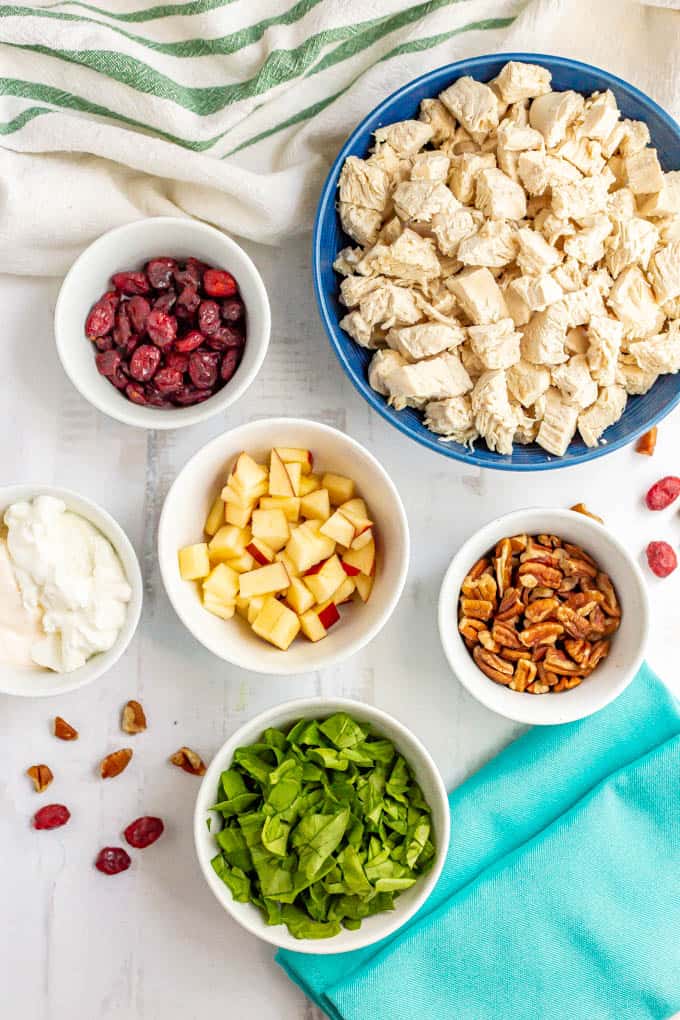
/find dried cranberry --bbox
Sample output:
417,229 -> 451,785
124,816 -> 164,849
203,268 -> 237,298
95,349 -> 122,377
146,257 -> 177,289
198,300 -> 221,335
164,351 -> 189,374
221,347 -> 241,382
176,285 -> 200,318
154,367 -> 184,394
86,297 -> 116,338
145,388 -> 174,408
646,541 -> 677,578
34,804 -> 70,830
188,350 -> 219,389
128,295 -> 151,332
129,344 -> 161,382
645,477 -> 680,511
126,382 -> 148,405
221,298 -> 244,323
113,303 -> 132,346
173,260 -> 201,289
173,386 -> 213,406
174,329 -> 205,353
111,368 -> 129,391
95,336 -> 114,352
206,325 -> 243,351
95,847 -> 131,875
146,308 -> 177,348
112,271 -> 150,296
154,291 -> 176,314
118,334 -> 140,359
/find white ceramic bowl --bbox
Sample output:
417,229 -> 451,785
438,508 -> 649,726
54,217 -> 270,429
194,697 -> 450,953
158,418 -> 409,675
0,485 -> 143,697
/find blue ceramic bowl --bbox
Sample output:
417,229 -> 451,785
313,53 -> 680,471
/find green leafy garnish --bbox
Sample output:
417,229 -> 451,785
208,713 -> 436,940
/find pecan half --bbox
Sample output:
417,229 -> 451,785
494,539 -> 513,597
636,427 -> 657,456
499,647 -> 533,663
100,748 -> 133,779
54,717 -> 78,741
27,764 -> 53,793
491,619 -> 523,648
519,622 -> 564,647
122,700 -> 147,734
170,746 -> 206,776
544,648 -> 584,675
478,629 -> 500,652
496,587 -> 523,621
509,658 -> 536,692
460,598 -> 494,621
458,616 -> 485,643
526,681 -> 550,694
563,638 -> 591,666
570,502 -> 604,524
517,561 -> 563,589
524,597 -> 560,623
556,604 -> 591,639
595,572 -> 620,616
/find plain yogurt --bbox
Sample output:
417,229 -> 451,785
0,538 -> 44,668
4,495 -> 132,673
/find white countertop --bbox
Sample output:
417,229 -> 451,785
2,239 -> 679,1020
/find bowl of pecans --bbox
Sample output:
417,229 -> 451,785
438,508 -> 649,724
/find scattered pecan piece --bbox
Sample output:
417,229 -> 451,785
460,598 -> 494,621
519,622 -> 564,647
54,717 -> 78,740
509,658 -> 536,692
636,427 -> 657,456
524,597 -> 560,623
526,681 -> 550,695
472,646 -> 513,685
100,748 -> 133,779
122,700 -> 147,734
170,746 -> 206,776
27,764 -> 53,793
570,502 -> 603,524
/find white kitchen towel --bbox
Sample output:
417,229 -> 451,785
0,0 -> 678,275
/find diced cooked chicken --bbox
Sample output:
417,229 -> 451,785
424,396 -> 478,443
605,217 -> 658,278
557,284 -> 606,328
514,404 -> 541,444
338,203 -> 382,246
529,90 -> 584,147
393,180 -> 459,223
624,148 -> 665,195
628,321 -> 680,374
384,352 -> 472,409
579,90 -> 620,141
439,77 -> 499,143
449,267 -> 508,325
550,257 -> 584,294
577,385 -> 627,447
565,325 -> 589,355
361,228 -> 441,284
340,274 -> 385,308
617,119 -> 651,157
515,227 -> 561,276
551,354 -> 598,408
506,358 -> 551,407
468,318 -> 521,370
551,175 -> 612,220
368,349 -> 407,395
431,207 -> 484,257
607,265 -> 665,338
587,314 -> 623,385
563,214 -> 612,265
333,246 -> 363,276
471,370 -> 518,455
536,211 -> 576,248
517,150 -> 581,195
663,296 -> 680,320
637,170 -> 680,217
448,152 -> 497,204
474,168 -> 526,220
457,221 -> 518,268
373,119 -> 433,156
386,322 -> 465,360
606,187 -> 637,223
377,216 -> 404,246
339,310 -> 376,349
521,303 -> 569,364
494,61 -> 552,103
509,273 -> 563,312
415,288 -> 460,326
418,98 -> 456,145
556,134 -> 605,177
657,216 -> 680,245
616,356 -> 658,395
647,241 -> 680,305
338,157 -> 390,212
536,388 -> 579,456
410,151 -> 451,183
359,282 -> 424,331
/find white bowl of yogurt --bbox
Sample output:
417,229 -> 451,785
0,486 -> 142,697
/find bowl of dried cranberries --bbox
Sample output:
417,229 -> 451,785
55,217 -> 270,429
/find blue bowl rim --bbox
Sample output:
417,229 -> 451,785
312,51 -> 680,472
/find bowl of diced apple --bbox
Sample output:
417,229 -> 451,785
158,417 -> 410,674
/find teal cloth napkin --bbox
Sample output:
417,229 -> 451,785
277,665 -> 680,1020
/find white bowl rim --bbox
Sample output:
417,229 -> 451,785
0,484 -> 143,697
193,695 -> 450,953
157,417 -> 410,676
54,216 -> 271,430
438,506 -> 649,726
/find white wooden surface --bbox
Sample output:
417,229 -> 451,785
1,239 -> 679,1020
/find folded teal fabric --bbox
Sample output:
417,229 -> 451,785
277,664 -> 680,1020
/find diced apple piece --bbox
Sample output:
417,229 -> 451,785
286,520 -> 336,572
239,561 -> 290,599
209,525 -> 251,563
269,449 -> 296,498
226,551 -> 256,573
251,508 -> 290,552
178,543 -> 210,580
339,498 -> 368,519
333,576 -> 356,605
316,599 -> 341,630
355,573 -> 374,603
275,550 -> 300,579
341,558 -> 361,577
299,473 -> 321,496
299,609 -> 327,642
225,501 -> 256,529
350,527 -> 373,551
222,480 -> 265,509
285,576 -> 315,615
204,496 -> 225,537
235,595 -> 250,619
322,473 -> 355,506
251,596 -> 300,651
246,538 -> 275,566
320,511 -> 355,547
246,595 -> 266,625
259,496 -> 301,522
275,448 -> 313,474
202,563 -> 240,604
342,538 -> 375,577
304,554 -> 346,604
300,488 -> 331,521
203,593 -> 236,620
232,452 -> 268,491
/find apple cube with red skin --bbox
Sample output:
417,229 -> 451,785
355,573 -> 374,603
246,538 -> 275,566
239,561 -> 290,599
316,600 -> 341,630
209,525 -> 251,563
299,609 -> 327,642
320,511 -> 355,547
268,449 -> 300,498
333,576 -> 356,605
342,538 -> 375,577
285,520 -> 335,573
304,554 -> 345,604
251,596 -> 300,650
350,527 -> 373,551
276,550 -> 300,579
251,508 -> 290,552
275,448 -> 313,474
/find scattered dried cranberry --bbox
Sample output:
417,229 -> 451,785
124,816 -> 164,849
645,477 -> 680,511
204,268 -> 237,298
221,348 -> 241,382
221,298 -> 244,323
128,295 -> 151,332
146,309 -> 177,347
146,257 -> 177,289
96,847 -> 131,875
96,349 -> 122,378
198,300 -> 221,335
646,541 -> 677,578
86,297 -> 116,338
174,329 -> 205,353
34,804 -> 70,830
189,350 -> 219,389
129,344 -> 161,382
112,271 -> 150,295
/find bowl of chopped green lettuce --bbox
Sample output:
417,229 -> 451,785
194,698 -> 449,952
